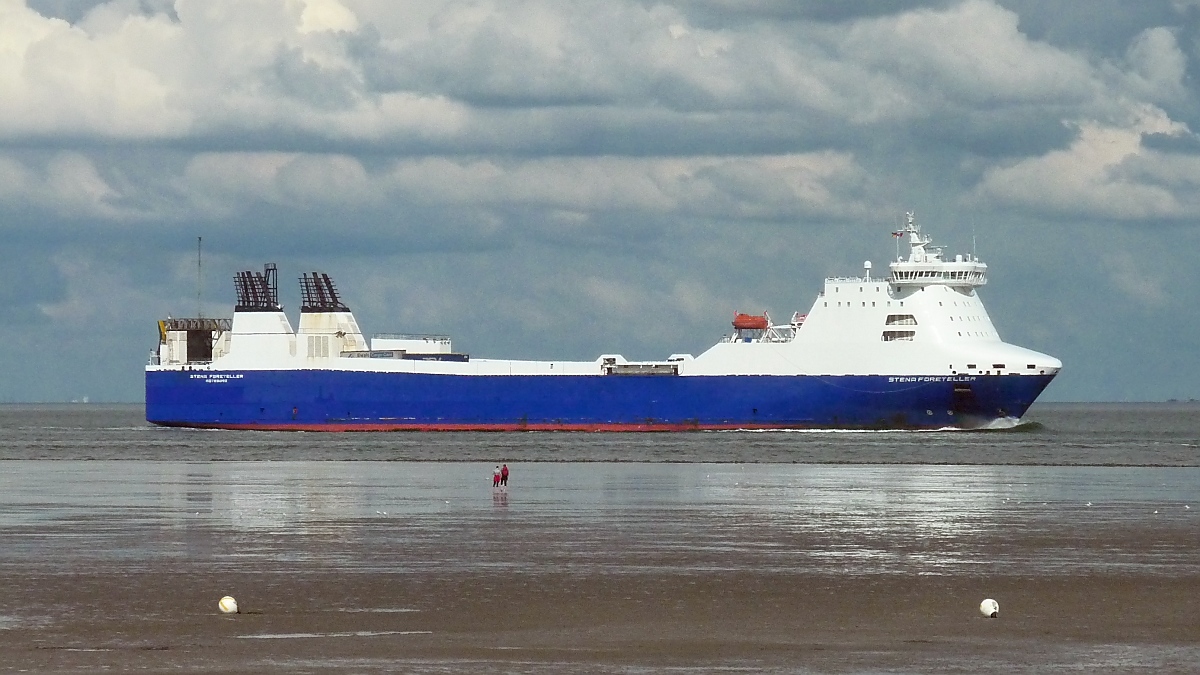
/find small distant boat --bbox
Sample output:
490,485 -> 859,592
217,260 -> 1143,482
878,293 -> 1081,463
146,213 -> 1060,431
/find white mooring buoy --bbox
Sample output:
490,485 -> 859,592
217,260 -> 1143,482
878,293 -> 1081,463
979,598 -> 999,618
219,595 -> 239,614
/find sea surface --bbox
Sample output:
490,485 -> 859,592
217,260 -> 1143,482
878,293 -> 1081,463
1,401 -> 1197,464
0,402 -> 1197,673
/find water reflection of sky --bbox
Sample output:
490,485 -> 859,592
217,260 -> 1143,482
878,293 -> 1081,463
0,462 -> 1195,576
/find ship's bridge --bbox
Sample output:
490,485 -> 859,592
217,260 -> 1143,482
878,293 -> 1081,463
888,212 -> 986,288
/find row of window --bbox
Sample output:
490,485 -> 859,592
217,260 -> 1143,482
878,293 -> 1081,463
892,270 -> 984,281
828,301 -> 906,308
952,364 -> 1037,371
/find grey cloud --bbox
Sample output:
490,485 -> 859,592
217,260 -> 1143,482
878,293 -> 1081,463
268,44 -> 364,110
1142,130 -> 1200,151
673,0 -> 953,26
1,0 -> 1199,402
995,0 -> 1186,58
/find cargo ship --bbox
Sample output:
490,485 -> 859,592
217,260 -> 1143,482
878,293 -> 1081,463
145,213 -> 1060,430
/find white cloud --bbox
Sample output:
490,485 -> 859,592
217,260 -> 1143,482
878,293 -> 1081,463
0,2 -> 187,137
170,149 -> 872,229
0,0 -> 466,141
2,0 -> 1200,402
382,152 -> 869,220
840,0 -> 1097,110
181,151 -> 381,217
1120,27 -> 1187,101
299,0 -> 358,34
0,151 -> 154,218
0,0 -> 1154,152
969,105 -> 1198,220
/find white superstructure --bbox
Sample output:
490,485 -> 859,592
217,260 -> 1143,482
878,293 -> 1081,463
690,212 -> 1060,378
150,213 -> 1059,381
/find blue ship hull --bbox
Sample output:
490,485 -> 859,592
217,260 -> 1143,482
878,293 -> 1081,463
145,370 -> 1055,430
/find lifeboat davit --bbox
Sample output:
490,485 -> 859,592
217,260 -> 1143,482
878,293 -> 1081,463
732,312 -> 769,330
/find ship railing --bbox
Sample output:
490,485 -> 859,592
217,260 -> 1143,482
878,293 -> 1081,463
762,325 -> 796,342
602,361 -> 679,376
149,357 -> 213,366
160,317 -> 233,331
372,333 -> 451,342
720,324 -> 797,344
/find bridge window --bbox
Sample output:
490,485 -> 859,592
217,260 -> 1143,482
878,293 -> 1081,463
885,314 -> 917,325
882,330 -> 916,341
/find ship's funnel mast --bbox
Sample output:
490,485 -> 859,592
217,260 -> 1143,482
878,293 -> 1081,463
234,263 -> 280,312
299,272 -> 349,313
297,271 -> 365,354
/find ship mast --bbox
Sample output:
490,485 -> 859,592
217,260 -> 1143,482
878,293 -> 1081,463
197,236 -> 203,319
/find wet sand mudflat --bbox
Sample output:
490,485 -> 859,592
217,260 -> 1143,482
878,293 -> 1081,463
3,538 -> 1199,672
1,462 -> 1198,673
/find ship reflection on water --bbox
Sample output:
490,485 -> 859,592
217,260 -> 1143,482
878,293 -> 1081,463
1,461 -> 1194,577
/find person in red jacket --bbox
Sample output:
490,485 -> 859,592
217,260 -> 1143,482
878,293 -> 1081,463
500,464 -> 509,486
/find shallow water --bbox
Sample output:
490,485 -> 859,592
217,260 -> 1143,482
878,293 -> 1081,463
0,403 -> 1198,673
2,460 -> 1195,578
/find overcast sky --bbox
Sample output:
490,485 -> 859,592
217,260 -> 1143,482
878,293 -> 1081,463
2,0 -> 1199,403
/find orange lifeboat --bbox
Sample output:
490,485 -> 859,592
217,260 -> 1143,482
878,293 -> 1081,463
732,312 -> 769,330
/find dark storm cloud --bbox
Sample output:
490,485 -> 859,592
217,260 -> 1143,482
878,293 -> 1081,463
1142,130 -> 1200,152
